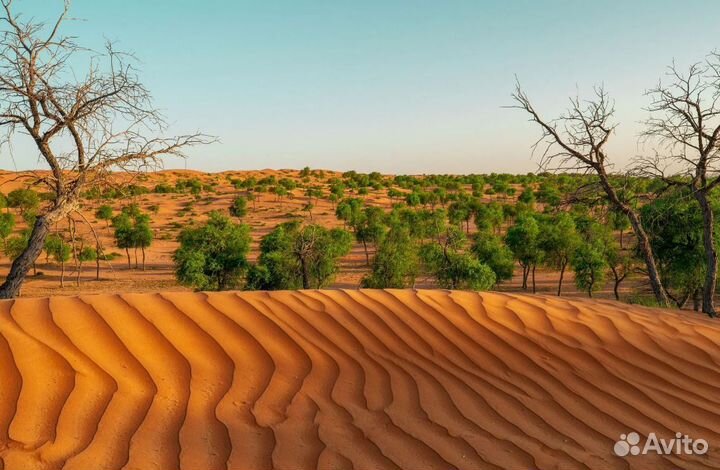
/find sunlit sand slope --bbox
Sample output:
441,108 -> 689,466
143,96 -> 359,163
0,290 -> 718,469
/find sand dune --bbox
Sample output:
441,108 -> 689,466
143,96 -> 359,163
0,290 -> 718,469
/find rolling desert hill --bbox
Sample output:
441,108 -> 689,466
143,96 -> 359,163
0,289 -> 718,469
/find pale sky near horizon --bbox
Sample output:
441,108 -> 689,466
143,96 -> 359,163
3,0 -> 720,174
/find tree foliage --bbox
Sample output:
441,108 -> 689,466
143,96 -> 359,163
362,222 -> 419,288
247,222 -> 352,290
421,226 -> 496,291
174,212 -> 251,291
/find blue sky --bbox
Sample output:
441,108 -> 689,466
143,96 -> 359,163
6,0 -> 720,173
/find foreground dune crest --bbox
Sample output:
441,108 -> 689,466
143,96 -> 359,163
0,289 -> 718,470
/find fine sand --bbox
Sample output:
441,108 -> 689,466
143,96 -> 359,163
0,289 -> 718,469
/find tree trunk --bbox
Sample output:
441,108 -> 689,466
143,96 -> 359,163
695,191 -> 717,317
676,291 -> 691,309
597,169 -> 669,306
70,219 -> 80,287
619,229 -> 624,249
300,256 -> 310,289
96,241 -> 101,281
693,288 -> 702,311
362,240 -> 369,266
557,262 -> 566,296
521,264 -> 529,290
134,248 -> 138,269
531,264 -> 536,294
0,215 -> 53,298
125,248 -> 131,269
141,246 -> 146,271
60,257 -> 65,288
611,266 -> 624,301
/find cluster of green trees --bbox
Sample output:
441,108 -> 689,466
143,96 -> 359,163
512,51 -> 720,316
169,178 -> 641,297
174,211 -> 353,291
0,207 -> 101,288
1,164 -> 714,311
109,204 -> 153,270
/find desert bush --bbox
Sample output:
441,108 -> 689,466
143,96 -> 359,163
362,223 -> 418,288
174,211 -> 251,291
230,196 -> 248,218
7,189 -> 39,215
247,222 -> 352,290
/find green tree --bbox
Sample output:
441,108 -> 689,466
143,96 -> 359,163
539,213 -> 580,296
362,222 -> 419,288
112,210 -> 153,269
505,214 -> 543,292
571,240 -> 607,298
355,206 -> 387,266
230,196 -> 248,218
7,189 -> 39,216
77,245 -> 98,286
112,213 -> 134,268
273,186 -> 289,209
448,200 -> 472,233
5,231 -> 28,261
518,186 -> 536,205
421,226 -> 496,290
535,181 -> 562,208
405,192 -> 421,207
0,213 -> 15,248
605,239 -> 631,302
95,205 -> 113,228
133,215 -> 153,270
387,188 -> 403,204
609,209 -> 631,249
642,189 -> 711,309
471,231 -> 515,284
174,211 -> 251,290
248,222 -> 352,290
335,197 -> 364,229
45,233 -> 71,288
302,202 -> 314,220
473,202 -> 504,234
393,207 -> 447,243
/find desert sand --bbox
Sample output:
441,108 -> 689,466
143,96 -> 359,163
0,289 -> 718,469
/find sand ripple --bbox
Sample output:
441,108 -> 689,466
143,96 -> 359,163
0,290 -> 718,469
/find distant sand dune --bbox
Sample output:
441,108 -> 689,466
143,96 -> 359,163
0,290 -> 718,469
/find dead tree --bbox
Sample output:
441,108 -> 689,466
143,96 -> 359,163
635,53 -> 720,317
511,83 -> 670,306
0,1 -> 212,297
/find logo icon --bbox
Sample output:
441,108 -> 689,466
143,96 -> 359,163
614,432 -> 641,457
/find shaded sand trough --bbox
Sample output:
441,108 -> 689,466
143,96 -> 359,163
0,289 -> 719,469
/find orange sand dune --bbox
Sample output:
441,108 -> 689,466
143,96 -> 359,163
0,289 -> 718,470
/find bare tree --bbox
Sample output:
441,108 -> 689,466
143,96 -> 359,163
511,83 -> 670,306
0,1 -> 212,297
636,53 -> 720,316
